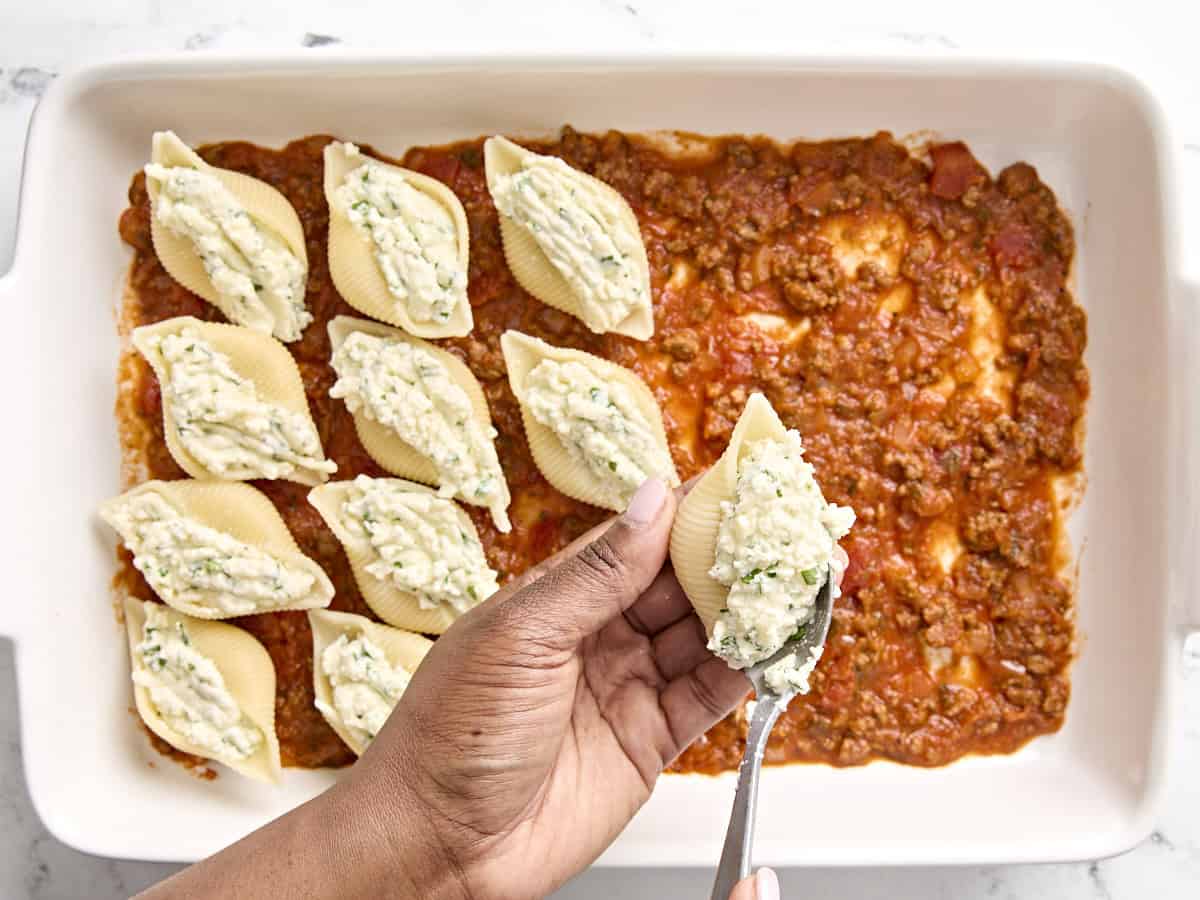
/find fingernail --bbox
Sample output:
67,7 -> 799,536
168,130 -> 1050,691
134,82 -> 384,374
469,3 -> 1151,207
624,477 -> 667,526
756,867 -> 780,900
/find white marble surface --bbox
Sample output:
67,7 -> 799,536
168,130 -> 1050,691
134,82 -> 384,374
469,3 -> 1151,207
2,2 -> 1199,897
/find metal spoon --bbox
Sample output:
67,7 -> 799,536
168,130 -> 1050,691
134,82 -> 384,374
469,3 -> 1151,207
709,571 -> 835,900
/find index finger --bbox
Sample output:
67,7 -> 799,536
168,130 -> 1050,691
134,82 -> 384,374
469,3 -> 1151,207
494,478 -> 699,600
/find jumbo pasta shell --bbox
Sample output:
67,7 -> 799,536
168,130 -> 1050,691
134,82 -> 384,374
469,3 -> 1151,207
308,608 -> 433,755
100,480 -> 334,619
324,141 -> 472,338
146,131 -> 309,338
123,596 -> 282,783
308,479 -> 476,634
132,316 -> 334,485
500,330 -> 678,512
484,136 -> 653,341
669,393 -> 788,631
327,315 -> 491,487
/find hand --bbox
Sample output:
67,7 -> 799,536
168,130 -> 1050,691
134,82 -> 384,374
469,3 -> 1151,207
344,477 -> 750,898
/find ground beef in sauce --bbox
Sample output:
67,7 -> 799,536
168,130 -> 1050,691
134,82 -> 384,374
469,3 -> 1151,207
115,126 -> 1085,774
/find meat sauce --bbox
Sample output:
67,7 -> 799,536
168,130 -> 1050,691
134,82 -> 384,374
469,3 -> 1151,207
116,128 -> 1086,773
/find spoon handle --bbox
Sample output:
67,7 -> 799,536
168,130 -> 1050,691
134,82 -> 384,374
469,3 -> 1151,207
710,697 -> 786,900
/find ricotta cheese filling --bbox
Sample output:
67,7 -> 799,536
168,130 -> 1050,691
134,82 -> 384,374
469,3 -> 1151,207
490,153 -> 646,333
149,328 -> 335,481
762,646 -> 823,696
316,632 -> 411,747
340,475 -> 499,613
524,359 -> 678,509
708,431 -> 855,692
133,603 -> 264,760
108,492 -> 318,616
329,332 -> 511,531
144,163 -> 311,341
333,146 -> 467,325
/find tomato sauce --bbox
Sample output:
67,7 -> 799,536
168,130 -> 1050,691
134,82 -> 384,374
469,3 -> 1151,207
116,127 -> 1085,773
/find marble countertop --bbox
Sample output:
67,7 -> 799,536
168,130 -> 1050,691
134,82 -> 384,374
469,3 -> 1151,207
2,2 -> 1198,897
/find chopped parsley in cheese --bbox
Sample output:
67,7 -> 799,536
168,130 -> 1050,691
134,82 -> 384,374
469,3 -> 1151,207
133,603 -> 263,760
144,163 -> 310,341
524,358 -> 678,509
149,328 -> 335,482
490,151 -> 648,334
708,431 -> 854,693
316,632 -> 411,747
106,491 -> 318,616
340,475 -> 499,613
330,332 -> 511,532
332,145 -> 467,326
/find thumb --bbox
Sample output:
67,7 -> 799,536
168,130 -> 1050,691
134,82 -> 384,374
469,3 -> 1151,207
492,477 -> 675,650
729,869 -> 780,900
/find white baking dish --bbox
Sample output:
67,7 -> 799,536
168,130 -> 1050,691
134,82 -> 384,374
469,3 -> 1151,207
0,53 -> 1194,867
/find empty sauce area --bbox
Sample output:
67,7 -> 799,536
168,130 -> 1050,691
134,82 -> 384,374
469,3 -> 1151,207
117,130 -> 1086,773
